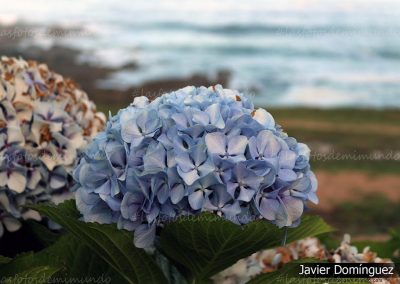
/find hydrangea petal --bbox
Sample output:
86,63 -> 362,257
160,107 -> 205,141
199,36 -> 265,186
188,190 -> 205,210
205,132 -> 226,156
8,171 -> 26,193
134,223 -> 156,249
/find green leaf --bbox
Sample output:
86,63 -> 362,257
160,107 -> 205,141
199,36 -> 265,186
247,259 -> 369,284
153,250 -> 189,284
25,220 -> 60,246
2,266 -> 60,284
31,200 -> 167,284
352,228 -> 400,260
0,255 -> 11,265
352,240 -> 395,259
160,213 -> 332,281
0,233 -> 125,283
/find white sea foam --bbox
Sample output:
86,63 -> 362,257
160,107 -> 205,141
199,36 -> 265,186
1,0 -> 400,107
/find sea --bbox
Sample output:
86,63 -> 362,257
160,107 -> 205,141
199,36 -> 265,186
1,0 -> 400,108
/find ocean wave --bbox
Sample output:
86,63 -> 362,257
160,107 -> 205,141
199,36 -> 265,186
129,21 -> 361,36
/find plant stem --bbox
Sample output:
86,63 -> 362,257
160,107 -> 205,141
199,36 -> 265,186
281,227 -> 288,246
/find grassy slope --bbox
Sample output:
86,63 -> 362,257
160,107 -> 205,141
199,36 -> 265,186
268,108 -> 400,174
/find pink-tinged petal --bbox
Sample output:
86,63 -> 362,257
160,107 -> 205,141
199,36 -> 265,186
0,192 -> 10,211
22,209 -> 41,221
27,169 -> 41,189
228,135 -> 248,156
0,172 -> 7,187
205,132 -> 226,156
39,148 -> 58,171
7,124 -> 24,144
3,217 -> 21,232
8,171 -> 26,193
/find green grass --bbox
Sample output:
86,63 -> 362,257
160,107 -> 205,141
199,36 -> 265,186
318,193 -> 400,235
311,160 -> 400,174
269,108 -> 400,174
286,128 -> 400,151
268,107 -> 400,126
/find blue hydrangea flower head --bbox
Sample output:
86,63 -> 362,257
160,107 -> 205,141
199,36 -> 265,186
74,85 -> 318,248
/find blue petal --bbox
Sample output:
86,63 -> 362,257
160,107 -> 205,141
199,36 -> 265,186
278,169 -> 297,182
222,202 -> 241,217
205,103 -> 225,129
280,196 -> 304,226
279,150 -> 297,169
237,187 -> 255,202
175,151 -> 194,172
134,223 -> 156,248
156,184 -> 169,204
258,197 -> 280,221
170,184 -> 185,204
177,167 -> 199,186
143,143 -> 166,172
188,190 -> 204,210
120,192 -> 144,221
205,132 -> 226,156
227,135 -> 247,156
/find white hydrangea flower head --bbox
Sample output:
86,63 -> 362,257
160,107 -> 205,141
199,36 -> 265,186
0,56 -> 105,236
